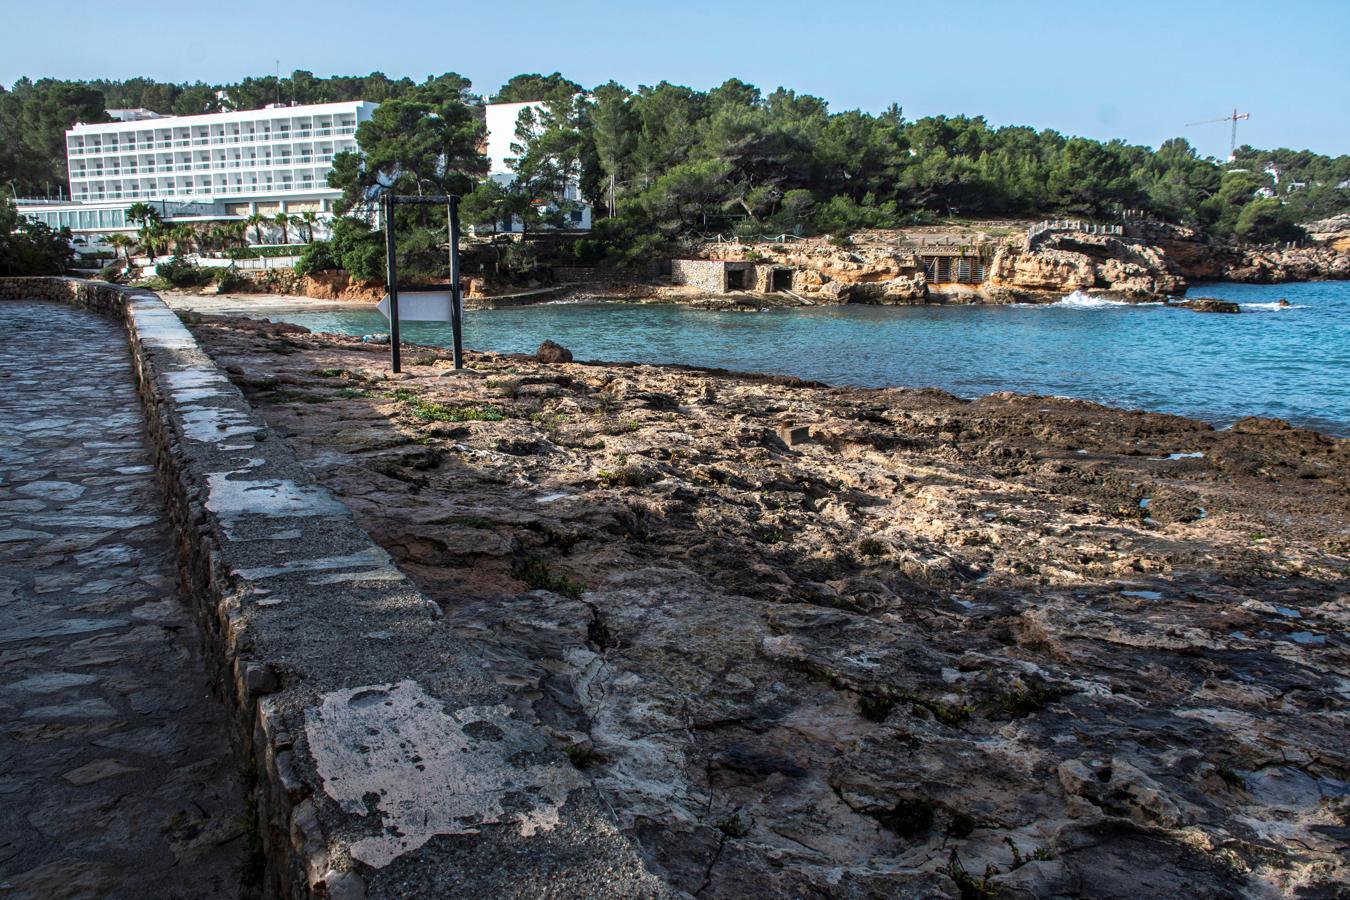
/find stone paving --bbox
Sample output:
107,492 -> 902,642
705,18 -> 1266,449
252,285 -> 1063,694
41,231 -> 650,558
0,301 -> 250,899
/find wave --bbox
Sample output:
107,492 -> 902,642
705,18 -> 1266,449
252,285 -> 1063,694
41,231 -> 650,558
1053,290 -> 1132,308
1240,302 -> 1305,312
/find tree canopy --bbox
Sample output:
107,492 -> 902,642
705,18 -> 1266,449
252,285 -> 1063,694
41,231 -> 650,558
4,69 -> 1347,255
0,195 -> 74,275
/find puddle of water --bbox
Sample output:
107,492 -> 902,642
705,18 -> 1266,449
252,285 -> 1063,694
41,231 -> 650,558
1121,590 -> 1165,601
1288,632 -> 1326,645
1272,606 -> 1302,619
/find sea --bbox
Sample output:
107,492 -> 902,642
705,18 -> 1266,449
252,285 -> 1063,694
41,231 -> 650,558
234,280 -> 1350,437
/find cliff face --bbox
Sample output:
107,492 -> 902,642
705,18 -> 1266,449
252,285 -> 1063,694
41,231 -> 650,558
695,241 -> 927,304
985,247 -> 1095,296
1127,218 -> 1350,284
1227,243 -> 1350,283
986,233 -> 1185,301
1306,214 -> 1350,254
684,220 -> 1349,308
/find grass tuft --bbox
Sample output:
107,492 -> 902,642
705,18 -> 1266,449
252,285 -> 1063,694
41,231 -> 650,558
512,557 -> 585,601
389,388 -> 505,423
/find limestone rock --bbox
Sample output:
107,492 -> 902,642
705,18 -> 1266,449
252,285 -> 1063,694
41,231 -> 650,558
184,312 -> 1350,898
1181,297 -> 1240,314
536,340 -> 574,363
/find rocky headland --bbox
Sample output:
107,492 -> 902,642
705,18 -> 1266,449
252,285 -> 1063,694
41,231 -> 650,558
145,218 -> 1350,312
183,313 -> 1349,898
678,222 -> 1349,308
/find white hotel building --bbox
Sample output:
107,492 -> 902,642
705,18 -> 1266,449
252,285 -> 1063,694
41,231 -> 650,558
19,100 -> 376,237
17,98 -> 591,242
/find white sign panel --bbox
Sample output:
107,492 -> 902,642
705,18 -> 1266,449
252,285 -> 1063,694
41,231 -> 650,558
376,290 -> 458,323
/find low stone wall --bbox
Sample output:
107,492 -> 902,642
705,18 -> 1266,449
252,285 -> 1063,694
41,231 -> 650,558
0,278 -> 669,898
671,258 -> 782,294
671,258 -> 730,293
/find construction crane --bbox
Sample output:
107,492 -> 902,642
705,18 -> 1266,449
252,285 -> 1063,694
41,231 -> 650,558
1186,108 -> 1250,159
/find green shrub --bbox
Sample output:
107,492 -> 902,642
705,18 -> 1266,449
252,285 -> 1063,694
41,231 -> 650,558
156,256 -> 212,288
332,216 -> 386,282
291,217 -> 385,281
1234,198 -> 1305,244
96,262 -> 126,283
211,266 -> 250,292
565,237 -> 606,265
295,240 -> 338,276
813,195 -> 899,238
0,198 -> 75,276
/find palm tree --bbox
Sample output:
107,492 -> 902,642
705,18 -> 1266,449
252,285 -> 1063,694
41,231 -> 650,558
169,224 -> 196,256
297,210 -> 320,244
140,227 -> 168,259
226,220 -> 249,251
125,202 -> 161,229
273,211 -> 291,245
208,224 -> 233,253
244,212 -> 269,246
106,233 -> 136,263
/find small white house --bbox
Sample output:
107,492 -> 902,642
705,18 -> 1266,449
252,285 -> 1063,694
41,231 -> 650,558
483,101 -> 592,233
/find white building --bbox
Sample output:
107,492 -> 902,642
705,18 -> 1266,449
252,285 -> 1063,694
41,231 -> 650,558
484,101 -> 591,231
16,98 -> 589,246
64,100 -> 375,213
16,198 -> 223,239
106,108 -> 166,123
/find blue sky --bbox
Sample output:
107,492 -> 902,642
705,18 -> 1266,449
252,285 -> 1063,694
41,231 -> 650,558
3,0 -> 1346,158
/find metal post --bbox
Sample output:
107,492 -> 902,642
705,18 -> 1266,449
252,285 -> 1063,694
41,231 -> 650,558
383,192 -> 401,373
448,196 -> 464,370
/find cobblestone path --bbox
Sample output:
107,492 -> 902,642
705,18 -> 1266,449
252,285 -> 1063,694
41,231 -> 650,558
0,301 -> 250,898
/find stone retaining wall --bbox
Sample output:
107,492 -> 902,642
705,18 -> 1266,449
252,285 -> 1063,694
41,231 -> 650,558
0,278 -> 669,899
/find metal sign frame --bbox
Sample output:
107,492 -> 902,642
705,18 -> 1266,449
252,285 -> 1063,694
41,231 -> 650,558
381,192 -> 464,373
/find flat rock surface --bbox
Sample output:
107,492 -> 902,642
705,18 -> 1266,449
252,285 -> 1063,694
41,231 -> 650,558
191,313 -> 1349,898
0,300 -> 252,899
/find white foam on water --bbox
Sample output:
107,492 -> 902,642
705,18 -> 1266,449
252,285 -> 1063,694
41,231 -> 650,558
1240,302 -> 1306,312
1051,290 -> 1160,309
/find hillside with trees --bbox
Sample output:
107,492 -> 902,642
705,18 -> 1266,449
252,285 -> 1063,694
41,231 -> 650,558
4,70 -> 1348,268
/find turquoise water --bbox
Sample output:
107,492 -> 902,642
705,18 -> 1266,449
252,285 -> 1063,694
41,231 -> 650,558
253,280 -> 1350,436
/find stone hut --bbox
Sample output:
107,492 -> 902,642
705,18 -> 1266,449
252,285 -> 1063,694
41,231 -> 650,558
671,259 -> 793,294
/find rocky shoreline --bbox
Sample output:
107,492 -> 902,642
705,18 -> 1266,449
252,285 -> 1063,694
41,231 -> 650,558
154,218 -> 1350,312
185,314 -> 1348,898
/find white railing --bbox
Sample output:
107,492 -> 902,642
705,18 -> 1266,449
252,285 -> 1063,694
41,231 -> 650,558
70,133 -> 356,163
1026,219 -> 1124,246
